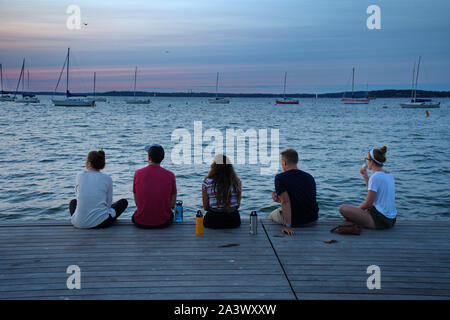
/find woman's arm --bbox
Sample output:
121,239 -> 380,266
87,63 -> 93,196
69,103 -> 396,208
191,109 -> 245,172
359,190 -> 376,210
107,177 -> 113,207
360,166 -> 369,187
236,181 -> 242,208
202,189 -> 209,211
170,194 -> 176,209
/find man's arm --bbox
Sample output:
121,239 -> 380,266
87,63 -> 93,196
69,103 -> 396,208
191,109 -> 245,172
272,191 -> 280,202
279,191 -> 296,236
133,192 -> 137,207
170,194 -> 176,209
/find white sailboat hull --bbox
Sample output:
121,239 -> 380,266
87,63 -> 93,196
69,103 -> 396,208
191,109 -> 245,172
126,99 -> 151,104
15,97 -> 40,103
208,98 -> 230,104
52,98 -> 95,107
400,102 -> 440,108
90,97 -> 107,102
0,96 -> 14,102
342,99 -> 370,105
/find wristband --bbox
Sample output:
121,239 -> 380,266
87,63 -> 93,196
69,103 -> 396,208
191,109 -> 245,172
285,223 -> 291,228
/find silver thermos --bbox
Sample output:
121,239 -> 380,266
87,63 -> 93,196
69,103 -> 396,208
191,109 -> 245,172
249,211 -> 258,235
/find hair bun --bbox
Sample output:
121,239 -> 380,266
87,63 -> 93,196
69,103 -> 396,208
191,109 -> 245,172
98,150 -> 105,157
379,146 -> 387,154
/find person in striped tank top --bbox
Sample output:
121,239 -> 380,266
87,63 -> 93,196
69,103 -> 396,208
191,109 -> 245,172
202,154 -> 242,229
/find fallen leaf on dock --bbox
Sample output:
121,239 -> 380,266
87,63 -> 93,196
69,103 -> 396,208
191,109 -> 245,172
218,243 -> 240,248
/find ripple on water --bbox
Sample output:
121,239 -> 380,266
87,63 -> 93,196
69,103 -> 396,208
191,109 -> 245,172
0,97 -> 449,221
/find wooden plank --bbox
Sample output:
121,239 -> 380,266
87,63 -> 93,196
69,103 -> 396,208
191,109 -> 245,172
1,219 -> 450,300
263,219 -> 450,299
0,220 -> 294,300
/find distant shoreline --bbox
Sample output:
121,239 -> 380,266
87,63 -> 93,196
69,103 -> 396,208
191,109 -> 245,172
3,89 -> 450,98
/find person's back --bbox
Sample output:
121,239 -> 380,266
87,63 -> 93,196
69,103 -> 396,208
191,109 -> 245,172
202,154 -> 242,229
133,165 -> 176,226
70,149 -> 128,229
275,169 -> 319,225
369,171 -> 396,219
71,170 -> 114,228
132,144 -> 177,228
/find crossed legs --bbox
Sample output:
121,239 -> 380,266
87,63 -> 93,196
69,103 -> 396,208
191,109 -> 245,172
339,204 -> 376,229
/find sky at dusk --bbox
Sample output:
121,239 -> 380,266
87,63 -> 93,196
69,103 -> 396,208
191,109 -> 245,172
0,0 -> 449,93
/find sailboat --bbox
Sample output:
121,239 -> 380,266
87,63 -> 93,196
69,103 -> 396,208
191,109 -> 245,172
276,72 -> 298,104
208,72 -> 230,104
52,48 -> 95,107
400,56 -> 440,108
126,67 -> 151,104
341,68 -> 370,104
0,63 -> 14,101
88,72 -> 107,102
13,59 -> 40,103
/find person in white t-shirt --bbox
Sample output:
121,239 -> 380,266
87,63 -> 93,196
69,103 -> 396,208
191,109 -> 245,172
339,146 -> 397,229
70,150 -> 128,229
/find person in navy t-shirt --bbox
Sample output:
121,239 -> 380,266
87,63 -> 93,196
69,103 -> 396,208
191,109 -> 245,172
269,149 -> 319,235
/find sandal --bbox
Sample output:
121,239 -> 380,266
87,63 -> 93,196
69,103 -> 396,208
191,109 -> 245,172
330,224 -> 361,235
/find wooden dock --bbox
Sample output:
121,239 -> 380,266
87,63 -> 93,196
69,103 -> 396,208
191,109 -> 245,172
0,219 -> 449,300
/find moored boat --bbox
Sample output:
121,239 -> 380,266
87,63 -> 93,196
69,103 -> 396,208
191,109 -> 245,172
208,72 -> 230,104
275,72 -> 299,104
0,63 -> 15,101
341,68 -> 369,104
13,60 -> 40,103
52,48 -> 95,107
400,56 -> 440,109
125,67 -> 151,104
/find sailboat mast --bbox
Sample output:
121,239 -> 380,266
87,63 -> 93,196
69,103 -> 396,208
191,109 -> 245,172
67,48 -> 70,97
14,59 -> 25,98
411,62 -> 416,101
22,60 -> 25,94
414,56 -> 421,101
27,70 -> 30,90
216,72 -> 219,98
93,72 -> 96,97
351,67 -> 355,98
134,67 -> 137,97
283,72 -> 287,99
0,64 -> 3,94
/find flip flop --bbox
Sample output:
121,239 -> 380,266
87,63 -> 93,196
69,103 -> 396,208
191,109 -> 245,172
330,224 -> 361,235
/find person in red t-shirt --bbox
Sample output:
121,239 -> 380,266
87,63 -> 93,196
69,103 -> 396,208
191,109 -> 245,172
132,144 -> 177,228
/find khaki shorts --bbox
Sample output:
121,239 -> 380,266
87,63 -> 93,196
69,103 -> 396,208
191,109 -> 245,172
269,207 -> 318,227
269,208 -> 285,225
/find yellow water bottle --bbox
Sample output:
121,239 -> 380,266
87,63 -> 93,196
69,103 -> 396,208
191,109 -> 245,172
196,210 -> 203,236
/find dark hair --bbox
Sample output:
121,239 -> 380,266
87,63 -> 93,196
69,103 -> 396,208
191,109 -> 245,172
86,150 -> 105,170
371,146 -> 387,165
281,149 -> 298,164
148,145 -> 165,164
206,155 -> 241,209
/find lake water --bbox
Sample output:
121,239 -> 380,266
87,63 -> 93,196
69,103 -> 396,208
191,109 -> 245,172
0,96 -> 449,222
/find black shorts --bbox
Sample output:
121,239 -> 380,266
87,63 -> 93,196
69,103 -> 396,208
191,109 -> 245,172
203,209 -> 241,229
367,206 -> 396,230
